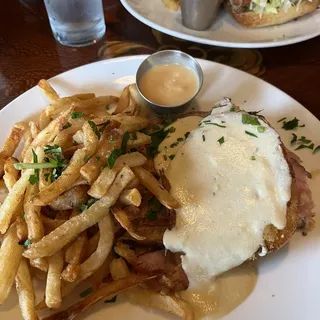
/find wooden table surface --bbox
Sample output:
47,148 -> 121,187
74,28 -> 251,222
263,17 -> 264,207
1,0 -> 319,119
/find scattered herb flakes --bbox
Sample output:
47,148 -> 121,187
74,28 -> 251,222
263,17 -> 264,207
163,154 -> 167,161
217,136 -> 224,145
295,143 -> 314,151
278,117 -> 286,123
146,210 -> 158,221
80,287 -> 93,298
84,155 -> 89,162
168,127 -> 176,133
230,106 -> 236,112
23,238 -> 32,248
169,154 -> 175,160
107,149 -> 122,169
121,132 -> 130,153
44,144 -> 62,154
88,120 -> 101,139
202,135 -> 206,142
203,120 -> 211,123
130,132 -> 137,140
95,156 -> 100,162
104,296 -> 117,303
44,173 -> 50,181
245,131 -> 258,138
177,137 -> 184,142
242,114 -> 260,126
147,129 -> 170,156
282,117 -> 300,130
251,156 -> 256,160
105,105 -> 110,110
313,145 -> 320,154
298,136 -> 311,144
71,112 -> 83,119
21,212 -> 25,219
98,120 -> 110,133
257,126 -> 265,133
184,132 -> 190,139
290,133 -> 298,144
63,122 -> 71,129
170,142 -> 179,148
207,123 -> 226,128
299,124 -> 306,128
79,198 -> 97,212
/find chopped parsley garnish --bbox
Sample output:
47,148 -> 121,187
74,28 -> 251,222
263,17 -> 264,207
169,154 -> 175,160
242,114 -> 260,126
121,132 -> 130,153
230,106 -> 236,112
95,156 -> 100,162
79,198 -> 97,212
245,131 -> 258,138
98,120 -> 110,133
104,296 -> 117,303
84,155 -> 89,162
107,149 -> 123,169
298,136 -> 311,144
80,287 -> 93,298
282,117 -> 300,130
168,127 -> 176,133
146,128 -> 170,156
29,149 -> 39,185
290,133 -> 298,144
184,132 -> 190,139
71,112 -> 83,119
163,154 -> 167,161
217,136 -> 224,145
23,238 -> 32,248
257,126 -> 265,133
105,105 -> 110,110
207,123 -> 226,128
278,117 -> 286,123
21,212 -> 25,219
313,145 -> 320,154
88,120 -> 101,139
170,142 -> 179,148
63,122 -> 71,129
202,135 -> 205,142
44,144 -> 62,154
251,156 -> 256,160
295,143 -> 314,151
177,137 -> 184,142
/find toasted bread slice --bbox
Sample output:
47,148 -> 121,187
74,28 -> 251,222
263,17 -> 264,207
225,0 -> 319,28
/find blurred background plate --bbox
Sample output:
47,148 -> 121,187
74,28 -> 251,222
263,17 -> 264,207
121,0 -> 320,48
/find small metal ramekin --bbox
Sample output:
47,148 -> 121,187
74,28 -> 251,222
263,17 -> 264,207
136,50 -> 203,114
181,0 -> 221,31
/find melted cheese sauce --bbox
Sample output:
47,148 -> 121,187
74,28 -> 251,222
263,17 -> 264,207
139,64 -> 199,107
159,110 -> 291,319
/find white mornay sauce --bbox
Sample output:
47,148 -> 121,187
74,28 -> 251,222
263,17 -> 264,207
160,110 -> 292,318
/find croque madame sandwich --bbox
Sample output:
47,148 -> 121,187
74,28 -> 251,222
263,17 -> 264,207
134,99 -> 315,318
225,0 -> 319,27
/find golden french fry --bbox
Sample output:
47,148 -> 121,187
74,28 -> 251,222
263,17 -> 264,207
113,209 -> 146,241
23,166 -> 135,259
29,121 -> 40,139
15,257 -> 38,320
42,274 -> 153,320
3,157 -> 20,190
61,264 -> 81,284
126,177 -> 140,189
114,86 -> 130,114
133,167 -> 180,210
24,106 -> 74,163
110,257 -> 131,280
16,215 -> 28,242
38,79 -> 59,102
127,132 -> 151,149
41,216 -> 66,234
126,287 -> 195,320
114,241 -> 137,266
38,110 -> 51,131
24,183 -> 44,241
119,188 -> 142,207
0,169 -> 33,234
114,152 -> 147,170
79,96 -> 119,110
46,250 -> 64,309
30,257 -> 48,273
33,122 -> 98,206
0,125 -> 24,176
71,93 -> 95,100
19,123 -> 33,161
49,185 -> 89,211
44,97 -> 80,118
80,128 -> 123,184
84,232 -> 100,260
0,223 -> 24,304
77,214 -> 114,281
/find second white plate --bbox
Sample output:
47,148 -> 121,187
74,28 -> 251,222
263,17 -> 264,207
121,0 -> 320,48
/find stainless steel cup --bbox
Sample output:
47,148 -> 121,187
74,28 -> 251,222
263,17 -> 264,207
136,50 -> 203,114
181,0 -> 221,31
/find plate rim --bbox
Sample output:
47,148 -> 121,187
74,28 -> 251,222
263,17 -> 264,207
120,0 -> 320,49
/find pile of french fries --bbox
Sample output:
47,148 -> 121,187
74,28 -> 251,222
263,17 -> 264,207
0,80 -> 194,320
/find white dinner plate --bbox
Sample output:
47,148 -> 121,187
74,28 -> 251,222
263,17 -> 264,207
0,56 -> 319,320
121,0 -> 320,48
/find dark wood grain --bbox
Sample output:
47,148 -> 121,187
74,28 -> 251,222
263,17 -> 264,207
0,0 -> 319,119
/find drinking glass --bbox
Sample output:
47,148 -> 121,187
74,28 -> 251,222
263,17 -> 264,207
44,0 -> 106,47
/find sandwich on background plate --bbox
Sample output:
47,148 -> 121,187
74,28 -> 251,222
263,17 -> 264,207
225,0 -> 320,27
